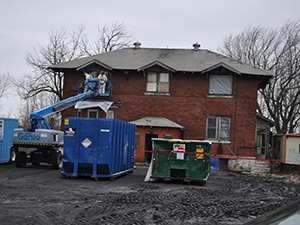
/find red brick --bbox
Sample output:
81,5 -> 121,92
62,68 -> 259,160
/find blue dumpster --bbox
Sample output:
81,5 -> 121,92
61,118 -> 136,180
0,118 -> 18,163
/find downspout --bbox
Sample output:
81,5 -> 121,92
242,100 -> 246,150
233,75 -> 238,156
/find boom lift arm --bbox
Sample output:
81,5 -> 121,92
13,78 -> 106,169
28,78 -> 102,132
29,91 -> 94,131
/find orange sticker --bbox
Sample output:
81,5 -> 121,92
196,148 -> 204,159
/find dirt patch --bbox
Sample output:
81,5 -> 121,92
0,163 -> 300,224
271,162 -> 300,175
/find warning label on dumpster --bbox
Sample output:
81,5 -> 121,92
65,128 -> 76,137
173,144 -> 185,160
196,147 -> 204,159
82,138 -> 92,149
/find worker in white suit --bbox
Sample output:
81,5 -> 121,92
84,72 -> 92,92
98,71 -> 108,93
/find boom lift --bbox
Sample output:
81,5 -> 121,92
12,78 -> 107,169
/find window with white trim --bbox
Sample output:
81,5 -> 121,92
135,133 -> 140,150
106,110 -> 114,119
209,75 -> 233,95
206,116 -> 231,140
146,72 -> 169,93
88,109 -> 98,118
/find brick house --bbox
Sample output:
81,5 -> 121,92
49,42 -> 272,163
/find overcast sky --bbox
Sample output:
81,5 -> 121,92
1,0 -> 300,117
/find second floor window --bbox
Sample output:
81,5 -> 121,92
146,72 -> 169,93
209,75 -> 233,95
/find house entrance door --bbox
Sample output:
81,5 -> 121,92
256,132 -> 267,159
145,134 -> 158,163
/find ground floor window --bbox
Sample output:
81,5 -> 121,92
206,115 -> 231,140
106,110 -> 114,119
88,109 -> 98,118
77,110 -> 81,117
135,133 -> 140,150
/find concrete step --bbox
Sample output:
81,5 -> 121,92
251,161 -> 271,173
228,158 -> 271,173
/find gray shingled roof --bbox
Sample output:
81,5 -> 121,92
130,117 -> 185,130
49,47 -> 273,76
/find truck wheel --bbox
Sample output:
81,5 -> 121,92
9,148 -> 18,163
15,152 -> 27,168
52,151 -> 63,170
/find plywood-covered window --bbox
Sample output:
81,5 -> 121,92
209,75 -> 233,95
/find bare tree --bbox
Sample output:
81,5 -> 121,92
13,26 -> 86,101
0,73 -> 11,115
219,21 -> 300,134
18,91 -> 61,129
0,73 -> 10,99
15,22 -> 132,102
83,22 -> 133,55
15,22 -> 133,128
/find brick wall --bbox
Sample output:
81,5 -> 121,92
62,67 -> 258,158
134,126 -> 183,162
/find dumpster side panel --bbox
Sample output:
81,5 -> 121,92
152,141 -> 172,178
64,118 -> 97,174
0,118 -> 18,163
186,143 -> 211,180
62,118 -> 135,179
109,119 -> 136,173
97,119 -> 110,173
151,139 -> 211,182
63,118 -> 77,172
128,122 -> 135,168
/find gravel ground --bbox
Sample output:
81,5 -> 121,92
0,163 -> 300,224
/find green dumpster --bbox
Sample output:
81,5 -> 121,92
151,138 -> 211,182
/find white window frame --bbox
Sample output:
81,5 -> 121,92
106,110 -> 114,119
146,72 -> 170,93
135,133 -> 140,150
206,116 -> 231,141
209,75 -> 233,95
88,109 -> 98,118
